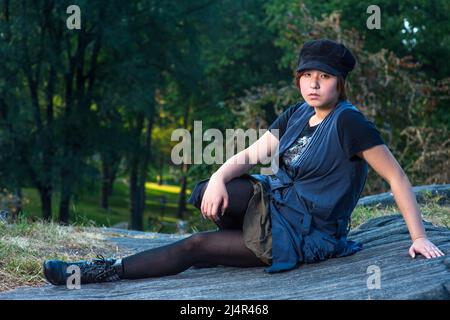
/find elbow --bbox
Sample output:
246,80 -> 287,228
387,170 -> 409,185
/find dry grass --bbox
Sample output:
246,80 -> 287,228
0,217 -> 129,293
352,191 -> 450,229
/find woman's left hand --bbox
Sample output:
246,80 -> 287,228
408,237 -> 445,259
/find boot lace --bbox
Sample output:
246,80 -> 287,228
78,254 -> 121,283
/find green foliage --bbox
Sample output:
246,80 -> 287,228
234,1 -> 450,194
0,0 -> 448,229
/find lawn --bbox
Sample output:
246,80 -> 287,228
19,179 -> 213,233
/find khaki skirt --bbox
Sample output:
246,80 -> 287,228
242,176 -> 273,266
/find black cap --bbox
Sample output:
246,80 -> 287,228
296,39 -> 356,80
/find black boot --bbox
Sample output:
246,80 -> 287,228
43,254 -> 124,286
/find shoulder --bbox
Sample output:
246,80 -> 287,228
284,101 -> 305,116
335,105 -> 386,159
336,107 -> 377,134
336,107 -> 367,125
269,101 -> 305,129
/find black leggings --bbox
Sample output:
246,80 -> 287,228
121,177 -> 268,280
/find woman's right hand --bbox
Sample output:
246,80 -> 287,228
200,175 -> 229,223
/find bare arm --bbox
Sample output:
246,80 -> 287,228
357,145 -> 445,258
211,130 -> 280,183
201,130 -> 279,221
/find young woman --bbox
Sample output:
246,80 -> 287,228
43,39 -> 444,285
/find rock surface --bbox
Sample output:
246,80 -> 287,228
0,214 -> 448,300
357,184 -> 450,207
0,185 -> 449,300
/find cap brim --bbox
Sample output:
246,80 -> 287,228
296,61 -> 340,77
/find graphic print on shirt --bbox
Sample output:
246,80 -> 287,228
281,125 -> 317,177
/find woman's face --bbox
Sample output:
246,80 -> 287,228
299,69 -> 339,109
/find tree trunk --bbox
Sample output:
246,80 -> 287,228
107,156 -> 120,196
107,168 -> 116,197
129,156 -> 141,230
41,64 -> 55,221
176,163 -> 188,219
100,157 -> 110,210
57,24 -> 99,224
12,187 -> 22,221
129,115 -> 144,230
58,176 -> 72,224
175,95 -> 191,219
38,185 -> 52,221
157,155 -> 164,185
100,153 -> 121,209
137,114 -> 154,230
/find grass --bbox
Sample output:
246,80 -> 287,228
19,178 -> 214,233
0,178 -> 217,293
0,216 -> 130,293
0,208 -> 215,293
352,191 -> 450,229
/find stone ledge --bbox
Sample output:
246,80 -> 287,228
0,214 -> 448,300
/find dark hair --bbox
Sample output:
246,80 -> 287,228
294,70 -> 347,101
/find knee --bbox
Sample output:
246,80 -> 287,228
183,232 -> 208,253
189,182 -> 208,209
216,216 -> 241,230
